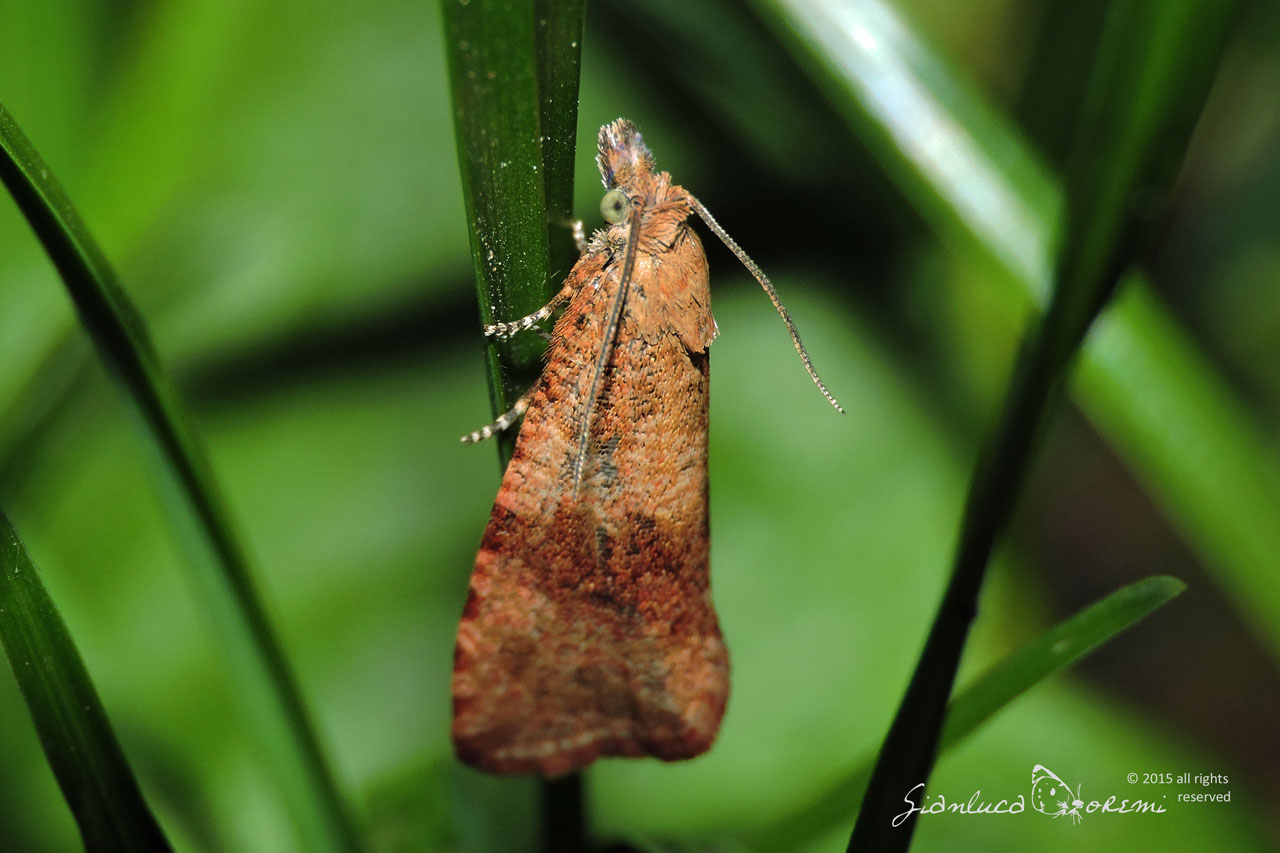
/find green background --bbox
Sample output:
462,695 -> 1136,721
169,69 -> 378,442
1,0 -> 1277,850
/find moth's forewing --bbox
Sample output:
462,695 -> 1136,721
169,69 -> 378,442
452,120 -> 726,776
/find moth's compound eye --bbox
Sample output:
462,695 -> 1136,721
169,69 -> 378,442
600,189 -> 629,224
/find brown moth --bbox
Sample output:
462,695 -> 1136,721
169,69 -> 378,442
453,119 -> 840,776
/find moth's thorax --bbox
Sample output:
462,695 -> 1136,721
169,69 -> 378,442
607,178 -> 693,251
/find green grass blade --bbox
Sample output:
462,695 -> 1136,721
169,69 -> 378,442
1077,279 -> 1280,660
752,576 -> 1186,848
848,3 -> 1236,848
0,103 -> 360,852
444,0 -> 564,455
1045,1 -> 1240,360
751,0 -> 1060,302
0,511 -> 173,852
935,576 -> 1186,750
535,0 -> 587,282
750,0 -> 1280,662
442,1 -> 586,847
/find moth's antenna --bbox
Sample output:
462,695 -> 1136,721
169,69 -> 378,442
690,197 -> 844,414
572,202 -> 642,495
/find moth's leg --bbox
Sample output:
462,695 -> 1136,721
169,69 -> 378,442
483,284 -> 572,340
460,388 -> 533,444
484,217 -> 586,340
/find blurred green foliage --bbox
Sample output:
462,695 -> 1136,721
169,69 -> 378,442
0,0 -> 1277,851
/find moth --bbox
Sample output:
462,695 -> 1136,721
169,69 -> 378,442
453,118 -> 841,776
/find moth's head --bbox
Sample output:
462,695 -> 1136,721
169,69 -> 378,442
596,118 -> 655,191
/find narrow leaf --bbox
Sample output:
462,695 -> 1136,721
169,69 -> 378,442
0,102 -> 360,852
849,3 -> 1237,848
535,0 -> 587,282
751,0 -> 1059,302
936,576 -> 1186,748
0,511 -> 172,852
442,1 -> 587,847
443,0 -> 558,454
751,0 -> 1280,665
753,575 -> 1186,848
1077,279 -> 1280,659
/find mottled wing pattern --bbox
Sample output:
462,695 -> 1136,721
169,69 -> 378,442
452,120 -> 727,776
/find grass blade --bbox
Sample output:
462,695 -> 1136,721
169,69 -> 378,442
536,0 -> 587,282
935,576 -> 1186,749
753,576 -> 1186,848
442,1 -> 586,849
751,0 -> 1060,301
0,511 -> 172,851
444,0 -> 560,453
1077,279 -> 1280,659
0,103 -> 360,851
751,0 -> 1280,663
849,3 -> 1237,848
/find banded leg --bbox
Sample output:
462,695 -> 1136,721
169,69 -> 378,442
483,218 -> 588,339
483,285 -> 572,340
460,388 -> 533,444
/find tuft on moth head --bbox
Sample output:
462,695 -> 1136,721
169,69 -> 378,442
595,118 -> 656,190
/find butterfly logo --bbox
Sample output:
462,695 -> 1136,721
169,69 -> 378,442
1031,764 -> 1085,824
